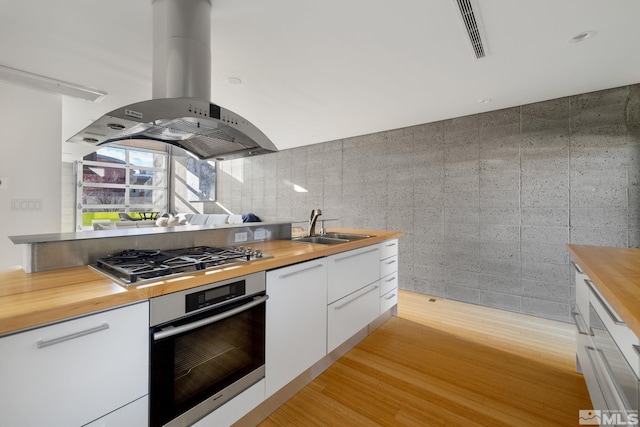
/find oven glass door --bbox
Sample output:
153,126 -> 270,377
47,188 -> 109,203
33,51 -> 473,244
150,294 -> 266,427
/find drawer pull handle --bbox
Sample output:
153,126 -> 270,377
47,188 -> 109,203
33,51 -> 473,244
334,248 -> 379,262
385,276 -> 397,283
385,242 -> 397,247
571,261 -> 584,274
37,323 -> 109,349
584,279 -> 625,325
334,286 -> 379,310
384,293 -> 397,301
278,264 -> 324,279
384,260 -> 396,265
571,311 -> 592,336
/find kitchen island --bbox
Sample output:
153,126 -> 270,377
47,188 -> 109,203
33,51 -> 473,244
567,244 -> 640,421
0,228 -> 402,336
567,244 -> 640,338
0,227 -> 402,427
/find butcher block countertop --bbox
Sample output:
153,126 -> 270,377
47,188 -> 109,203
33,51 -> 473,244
568,244 -> 640,338
0,229 -> 402,336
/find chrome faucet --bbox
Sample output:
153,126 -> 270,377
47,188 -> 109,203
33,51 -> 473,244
308,209 -> 322,237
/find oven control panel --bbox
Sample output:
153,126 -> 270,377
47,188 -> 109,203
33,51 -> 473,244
149,271 -> 266,327
185,280 -> 246,313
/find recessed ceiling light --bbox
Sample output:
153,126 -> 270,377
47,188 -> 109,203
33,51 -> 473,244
569,31 -> 595,43
226,77 -> 242,85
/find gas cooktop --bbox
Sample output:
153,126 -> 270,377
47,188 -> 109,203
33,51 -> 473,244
91,246 -> 269,286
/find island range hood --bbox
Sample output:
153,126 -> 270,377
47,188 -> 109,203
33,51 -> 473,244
67,0 -> 277,160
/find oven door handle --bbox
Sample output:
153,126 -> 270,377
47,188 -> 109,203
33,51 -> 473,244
153,295 -> 269,341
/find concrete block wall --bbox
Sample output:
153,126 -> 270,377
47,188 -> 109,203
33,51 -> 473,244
216,84 -> 640,322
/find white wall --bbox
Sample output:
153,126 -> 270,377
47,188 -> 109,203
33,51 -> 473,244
0,82 -> 62,271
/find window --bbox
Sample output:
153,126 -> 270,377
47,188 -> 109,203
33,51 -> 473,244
76,146 -> 168,230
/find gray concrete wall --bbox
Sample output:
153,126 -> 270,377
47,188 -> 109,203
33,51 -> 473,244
216,84 -> 640,322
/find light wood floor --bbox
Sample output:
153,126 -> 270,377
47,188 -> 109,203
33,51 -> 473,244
258,290 -> 592,426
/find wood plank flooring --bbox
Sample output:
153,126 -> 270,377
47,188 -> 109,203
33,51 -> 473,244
258,290 -> 592,426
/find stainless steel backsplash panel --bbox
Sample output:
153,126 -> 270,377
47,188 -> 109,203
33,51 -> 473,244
13,223 -> 292,273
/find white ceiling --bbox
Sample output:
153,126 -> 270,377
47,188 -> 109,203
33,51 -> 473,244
1,0 -> 639,157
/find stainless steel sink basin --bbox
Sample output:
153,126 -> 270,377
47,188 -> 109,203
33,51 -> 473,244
290,233 -> 374,245
291,236 -> 349,245
321,232 -> 374,240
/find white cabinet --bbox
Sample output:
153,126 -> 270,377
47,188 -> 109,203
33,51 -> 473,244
327,245 -> 380,304
380,276 -> 399,313
265,259 -> 328,397
379,239 -> 399,314
327,245 -> 382,353
327,282 -> 380,352
380,255 -> 398,279
0,302 -> 149,427
573,264 -> 640,417
380,239 -> 399,260
572,261 -> 590,326
84,395 -> 148,427
191,379 -> 266,427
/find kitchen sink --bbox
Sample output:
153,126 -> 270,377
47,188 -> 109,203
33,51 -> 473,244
320,232 -> 374,240
291,236 -> 349,245
290,233 -> 374,245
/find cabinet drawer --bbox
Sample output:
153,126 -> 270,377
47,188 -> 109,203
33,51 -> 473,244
380,288 -> 398,313
328,246 -> 380,304
577,336 -> 609,412
192,379 -> 265,427
327,282 -> 380,352
380,239 -> 398,260
586,279 -> 640,378
84,395 -> 148,427
573,262 -> 590,323
380,273 -> 398,296
380,255 -> 398,279
0,302 -> 149,427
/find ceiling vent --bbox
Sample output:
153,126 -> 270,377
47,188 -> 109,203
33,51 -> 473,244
452,0 -> 488,59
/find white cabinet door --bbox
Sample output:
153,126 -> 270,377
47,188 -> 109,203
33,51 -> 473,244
380,273 -> 398,296
380,288 -> 399,313
84,395 -> 148,427
573,261 -> 590,323
0,302 -> 149,427
327,282 -> 380,353
380,255 -> 398,279
191,379 -> 265,427
327,246 -> 380,303
380,239 -> 399,260
265,260 -> 328,397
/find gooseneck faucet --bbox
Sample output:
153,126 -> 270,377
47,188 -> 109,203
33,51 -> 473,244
309,209 -> 323,237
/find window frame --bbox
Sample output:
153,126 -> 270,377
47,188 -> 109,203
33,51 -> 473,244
75,145 -> 169,230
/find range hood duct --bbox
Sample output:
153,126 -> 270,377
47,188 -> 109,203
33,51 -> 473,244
67,0 -> 277,160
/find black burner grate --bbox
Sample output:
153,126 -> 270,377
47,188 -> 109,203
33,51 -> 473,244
95,246 -> 251,284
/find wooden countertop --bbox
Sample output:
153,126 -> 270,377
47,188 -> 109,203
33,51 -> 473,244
567,244 -> 640,337
0,229 -> 403,336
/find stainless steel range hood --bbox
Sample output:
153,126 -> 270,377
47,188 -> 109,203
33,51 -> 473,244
67,0 -> 277,160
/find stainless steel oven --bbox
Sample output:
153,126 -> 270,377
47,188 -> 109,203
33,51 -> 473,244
149,272 -> 268,427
